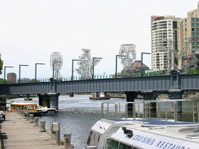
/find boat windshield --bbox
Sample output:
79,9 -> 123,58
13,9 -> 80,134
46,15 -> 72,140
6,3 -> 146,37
107,139 -> 134,149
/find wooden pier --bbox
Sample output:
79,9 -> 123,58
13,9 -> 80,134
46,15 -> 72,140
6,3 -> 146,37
1,112 -> 64,149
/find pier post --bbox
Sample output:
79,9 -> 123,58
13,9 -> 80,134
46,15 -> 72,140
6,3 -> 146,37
125,92 -> 138,118
39,121 -> 46,132
34,117 -> 39,127
64,134 -> 74,149
29,114 -> 34,123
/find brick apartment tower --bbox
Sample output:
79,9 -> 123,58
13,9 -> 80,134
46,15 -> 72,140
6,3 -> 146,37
7,73 -> 17,83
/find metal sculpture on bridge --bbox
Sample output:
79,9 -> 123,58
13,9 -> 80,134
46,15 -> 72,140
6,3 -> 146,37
50,52 -> 63,80
76,49 -> 101,79
182,36 -> 199,72
119,44 -> 136,71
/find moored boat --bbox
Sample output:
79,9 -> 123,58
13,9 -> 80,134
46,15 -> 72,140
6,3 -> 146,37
37,106 -> 57,116
87,99 -> 199,149
90,92 -> 110,100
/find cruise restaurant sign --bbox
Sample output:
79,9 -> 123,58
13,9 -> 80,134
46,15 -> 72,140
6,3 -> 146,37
111,128 -> 199,149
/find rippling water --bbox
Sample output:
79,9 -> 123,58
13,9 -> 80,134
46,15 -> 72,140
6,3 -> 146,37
9,95 -> 126,148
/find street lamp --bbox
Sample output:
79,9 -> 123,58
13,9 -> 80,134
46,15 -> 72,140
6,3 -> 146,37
71,59 -> 81,81
4,66 -> 14,84
92,57 -> 102,79
35,63 -> 45,83
115,55 -> 125,78
141,52 -> 150,77
18,64 -> 29,83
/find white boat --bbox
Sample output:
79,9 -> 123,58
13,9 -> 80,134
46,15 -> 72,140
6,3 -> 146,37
86,99 -> 199,149
37,106 -> 57,116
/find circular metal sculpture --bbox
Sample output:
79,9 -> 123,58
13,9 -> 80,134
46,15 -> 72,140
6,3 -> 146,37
119,44 -> 136,70
50,52 -> 63,80
76,49 -> 101,79
182,36 -> 199,72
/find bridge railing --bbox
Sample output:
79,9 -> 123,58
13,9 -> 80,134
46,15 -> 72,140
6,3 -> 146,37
101,99 -> 199,124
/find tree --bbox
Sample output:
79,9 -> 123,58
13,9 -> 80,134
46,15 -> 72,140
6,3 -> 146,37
0,59 -> 3,74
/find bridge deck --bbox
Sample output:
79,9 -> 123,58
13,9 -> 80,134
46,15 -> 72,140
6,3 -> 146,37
1,112 -> 63,149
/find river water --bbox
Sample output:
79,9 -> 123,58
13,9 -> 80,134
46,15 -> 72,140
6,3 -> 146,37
8,95 -> 126,149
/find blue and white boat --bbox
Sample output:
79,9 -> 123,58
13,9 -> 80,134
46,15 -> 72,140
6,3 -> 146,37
87,99 -> 199,149
37,106 -> 57,116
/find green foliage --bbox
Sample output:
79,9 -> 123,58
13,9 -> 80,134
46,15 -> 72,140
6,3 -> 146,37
0,59 -> 3,74
189,69 -> 198,74
0,78 -> 13,84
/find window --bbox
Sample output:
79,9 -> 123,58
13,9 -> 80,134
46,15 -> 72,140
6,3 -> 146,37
197,23 -> 199,26
192,23 -> 195,26
197,18 -> 199,22
108,139 -> 119,149
192,18 -> 195,22
87,131 -> 93,145
192,28 -> 195,31
119,143 -> 133,149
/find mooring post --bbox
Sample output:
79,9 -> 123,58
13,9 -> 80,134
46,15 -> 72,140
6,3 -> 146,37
55,122 -> 60,145
51,122 -> 60,145
34,117 -> 39,127
64,133 -> 73,149
26,113 -> 30,121
39,121 -> 46,132
29,114 -> 34,123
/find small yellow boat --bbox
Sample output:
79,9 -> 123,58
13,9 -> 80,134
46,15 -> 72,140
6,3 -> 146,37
10,103 -> 37,113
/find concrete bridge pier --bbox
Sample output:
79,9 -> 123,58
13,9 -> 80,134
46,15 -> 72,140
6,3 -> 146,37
48,92 -> 60,110
38,93 -> 60,110
142,91 -> 158,116
169,89 -> 182,112
125,91 -> 138,117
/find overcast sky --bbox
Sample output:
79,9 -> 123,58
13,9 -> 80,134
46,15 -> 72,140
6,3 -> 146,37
0,0 -> 197,79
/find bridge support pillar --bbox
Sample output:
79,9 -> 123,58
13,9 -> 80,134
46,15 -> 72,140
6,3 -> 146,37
38,93 -> 60,110
48,92 -> 60,110
125,92 -> 138,118
38,94 -> 50,108
142,91 -> 157,116
69,93 -> 74,97
169,89 -> 182,112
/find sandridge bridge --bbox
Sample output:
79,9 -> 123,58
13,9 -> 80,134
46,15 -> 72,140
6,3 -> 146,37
0,70 -> 199,109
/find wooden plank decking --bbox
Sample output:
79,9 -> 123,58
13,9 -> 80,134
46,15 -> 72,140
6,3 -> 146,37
1,112 -> 64,149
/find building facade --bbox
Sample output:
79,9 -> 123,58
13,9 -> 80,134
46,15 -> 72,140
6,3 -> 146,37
178,2 -> 199,70
151,16 -> 180,71
7,73 -> 16,83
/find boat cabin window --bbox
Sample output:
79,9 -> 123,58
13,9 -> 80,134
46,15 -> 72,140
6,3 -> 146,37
108,139 -> 135,149
119,143 -> 133,149
87,131 -> 93,145
107,139 -> 119,149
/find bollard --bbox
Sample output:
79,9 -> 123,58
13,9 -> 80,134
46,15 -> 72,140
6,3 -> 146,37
64,134 -> 72,149
26,113 -> 30,120
50,125 -> 56,139
29,114 -> 34,123
34,117 -> 39,127
39,121 -> 46,132
23,112 -> 27,118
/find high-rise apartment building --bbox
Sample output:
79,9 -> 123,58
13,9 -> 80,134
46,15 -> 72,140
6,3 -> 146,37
7,73 -> 16,83
151,16 -> 180,71
178,2 -> 199,70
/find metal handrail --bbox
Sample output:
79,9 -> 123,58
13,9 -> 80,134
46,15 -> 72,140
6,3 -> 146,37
101,99 -> 199,124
